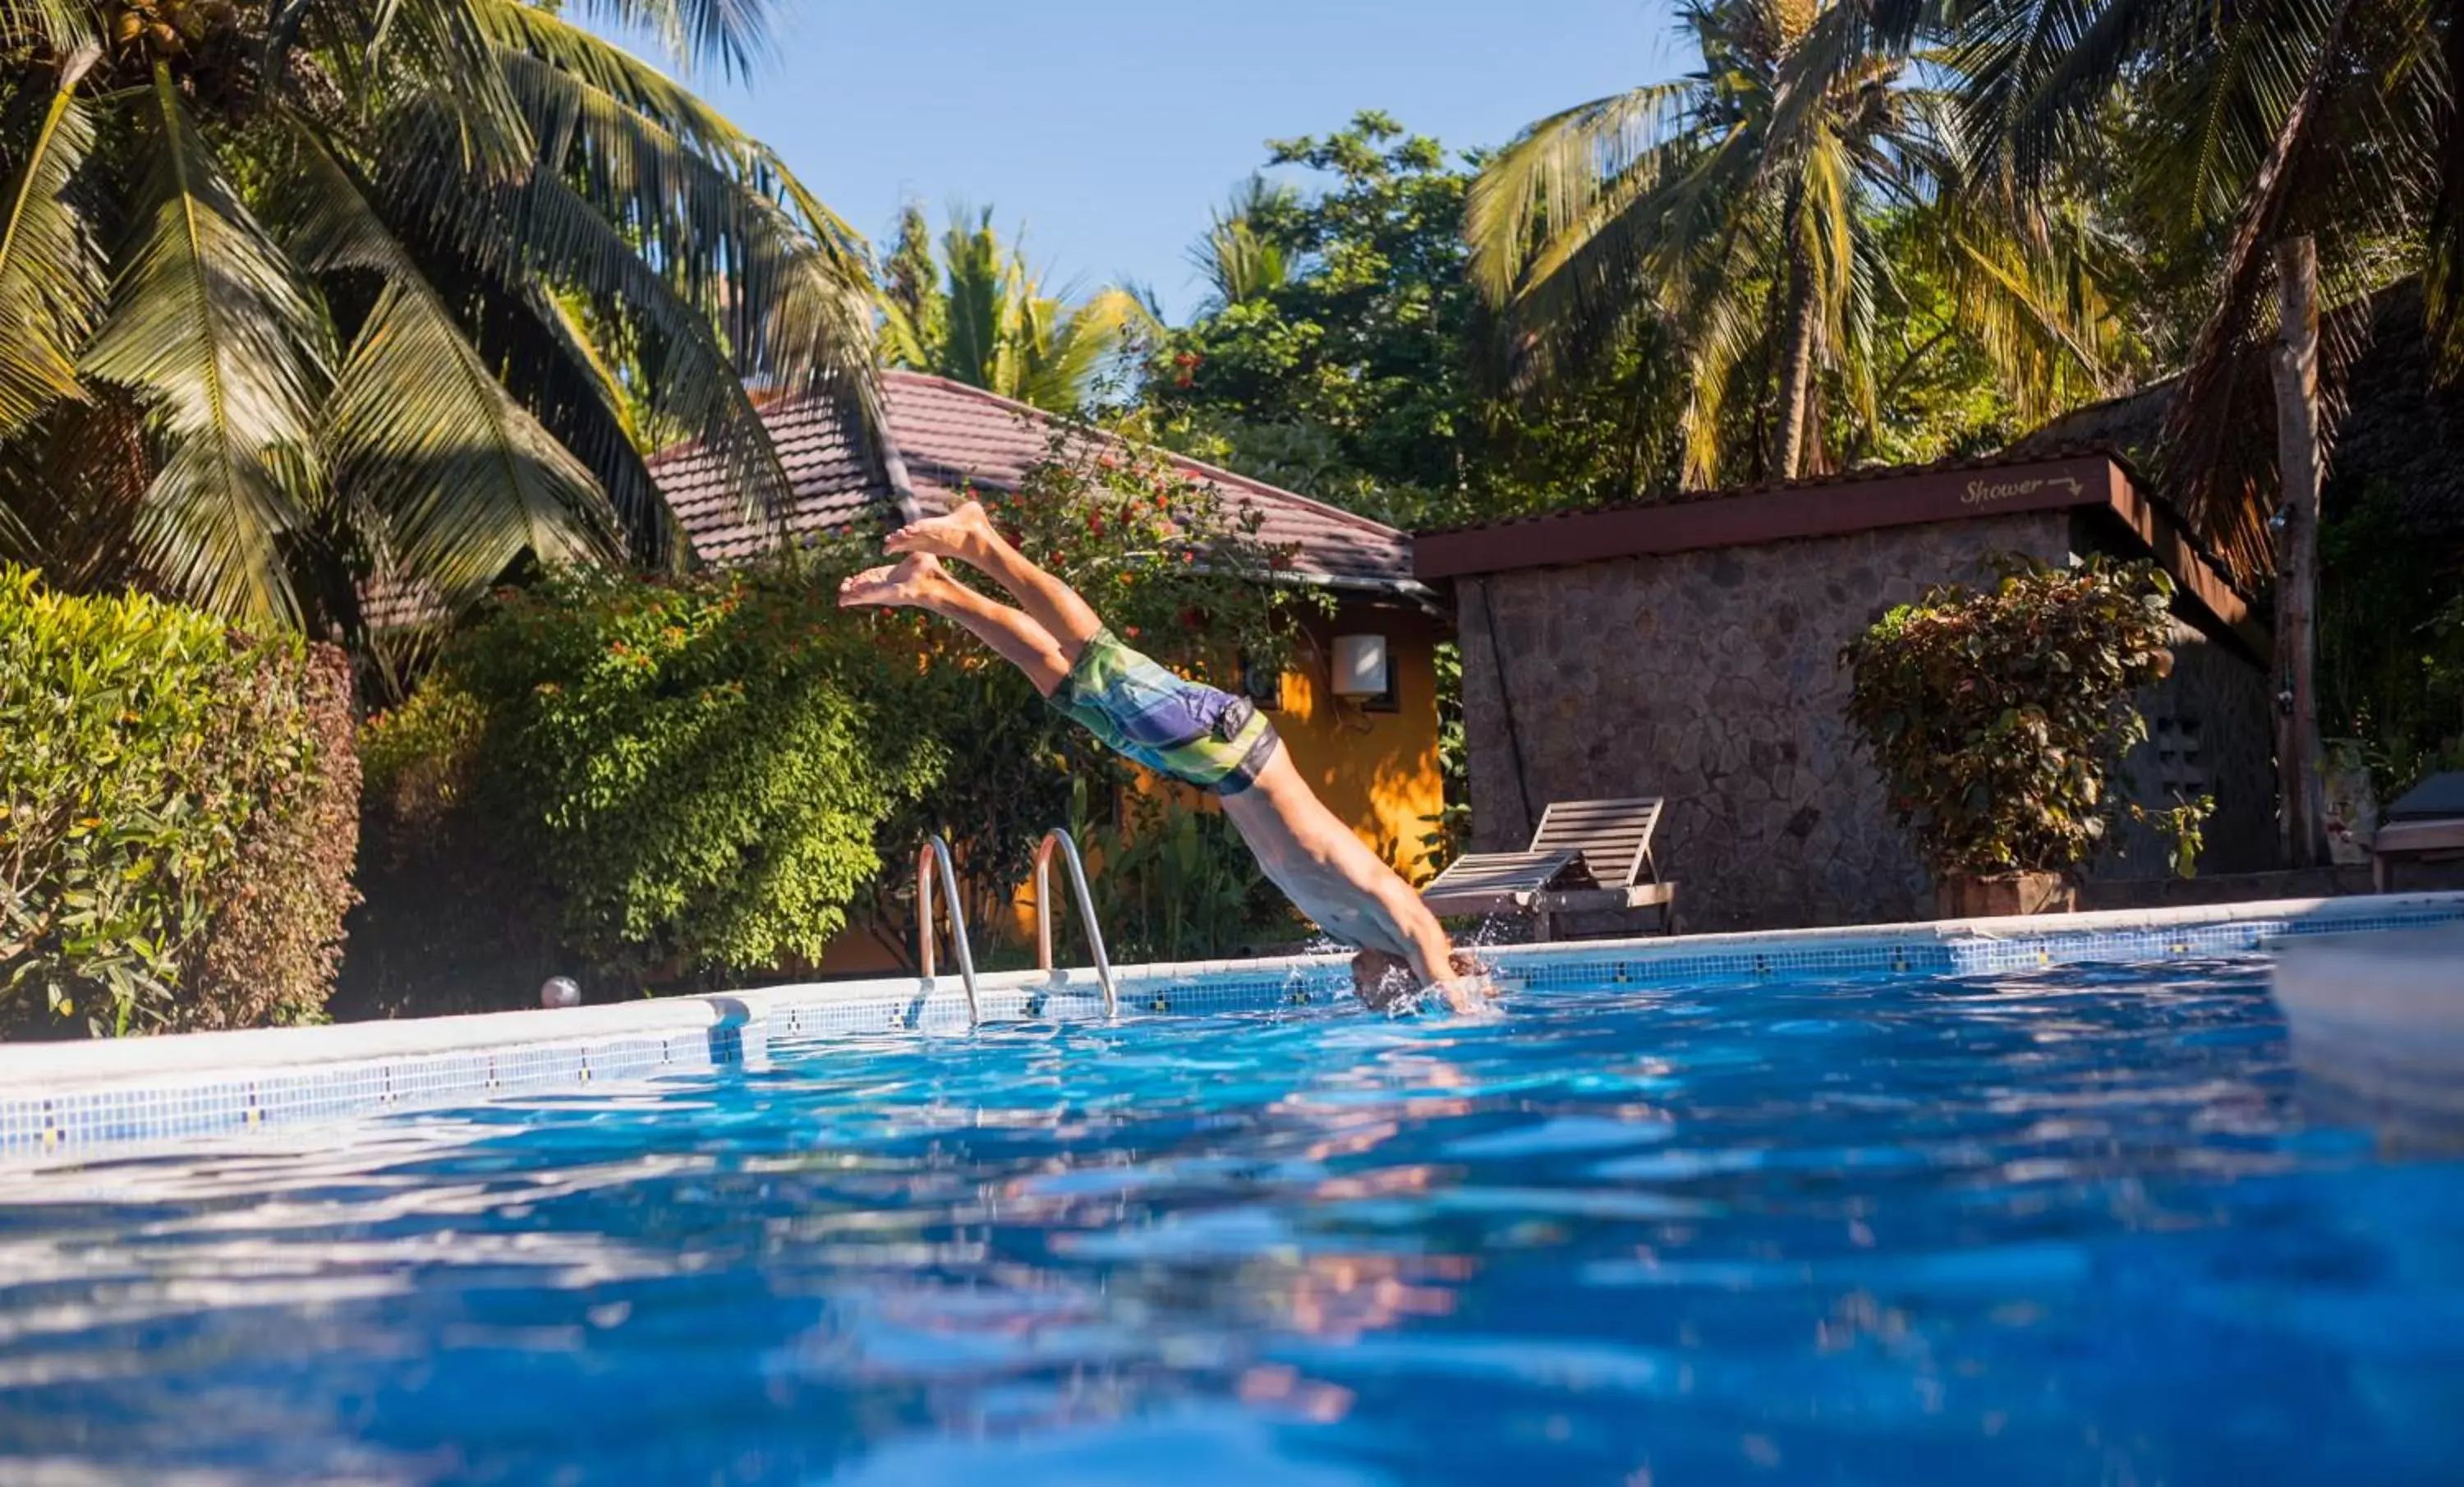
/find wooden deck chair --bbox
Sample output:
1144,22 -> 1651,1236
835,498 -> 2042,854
2373,771 -> 2464,891
1422,798 -> 1677,939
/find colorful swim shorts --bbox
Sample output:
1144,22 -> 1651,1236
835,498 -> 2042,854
1046,628 -> 1281,794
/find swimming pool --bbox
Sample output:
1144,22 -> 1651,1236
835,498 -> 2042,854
2,946 -> 2460,1484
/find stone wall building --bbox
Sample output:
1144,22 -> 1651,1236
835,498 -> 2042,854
1414,453 -> 2276,933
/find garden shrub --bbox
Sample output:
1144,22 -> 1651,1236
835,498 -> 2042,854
352,414 -> 1326,1001
358,557 -> 946,993
1840,555 -> 2190,880
0,568 -> 359,1036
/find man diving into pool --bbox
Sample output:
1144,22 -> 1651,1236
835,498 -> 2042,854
839,500 -> 1489,1014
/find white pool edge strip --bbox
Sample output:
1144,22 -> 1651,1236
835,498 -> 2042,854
2,890 -> 2455,1098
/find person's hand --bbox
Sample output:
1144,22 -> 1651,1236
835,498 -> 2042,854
1434,970 -> 1501,1017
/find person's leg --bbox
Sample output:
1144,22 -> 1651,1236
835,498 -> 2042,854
838,554 -> 1073,695
885,502 -> 1105,660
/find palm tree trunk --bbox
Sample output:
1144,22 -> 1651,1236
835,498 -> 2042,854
2269,236 -> 2329,869
1772,244 -> 1820,481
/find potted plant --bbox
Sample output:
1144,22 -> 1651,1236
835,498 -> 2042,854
1841,555 -> 2189,918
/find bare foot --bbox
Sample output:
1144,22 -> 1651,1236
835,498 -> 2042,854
883,500 -> 996,563
837,553 -> 951,610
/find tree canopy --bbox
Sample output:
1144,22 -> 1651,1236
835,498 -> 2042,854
0,0 -> 871,632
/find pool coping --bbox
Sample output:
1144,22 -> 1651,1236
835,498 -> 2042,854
5,891 -> 2462,1162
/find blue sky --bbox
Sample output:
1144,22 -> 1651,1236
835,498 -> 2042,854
605,0 -> 1694,322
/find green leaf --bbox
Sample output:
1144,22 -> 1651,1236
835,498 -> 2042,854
0,44 -> 103,440
80,67 -> 330,624
282,132 -> 618,612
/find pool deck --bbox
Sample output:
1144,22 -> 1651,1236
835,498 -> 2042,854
4,891 -> 2462,1162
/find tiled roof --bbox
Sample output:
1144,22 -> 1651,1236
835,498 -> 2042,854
648,369 -> 1415,591
649,382 -> 885,565
871,371 -> 1416,591
369,371 -> 1421,628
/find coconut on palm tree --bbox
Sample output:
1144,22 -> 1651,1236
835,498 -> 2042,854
0,0 -> 872,632
877,204 -> 1159,413
1467,0 -> 2111,485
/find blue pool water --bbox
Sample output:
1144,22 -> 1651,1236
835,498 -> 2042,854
2,958 -> 2461,1485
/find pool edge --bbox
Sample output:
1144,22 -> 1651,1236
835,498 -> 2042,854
6,891 -> 2462,1162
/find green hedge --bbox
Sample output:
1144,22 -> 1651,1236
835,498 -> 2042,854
354,561 -> 945,1001
0,568 -> 360,1036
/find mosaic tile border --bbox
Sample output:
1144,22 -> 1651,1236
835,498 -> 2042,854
4,892 -> 2458,1164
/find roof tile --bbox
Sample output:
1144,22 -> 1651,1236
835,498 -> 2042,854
370,371 -> 1419,628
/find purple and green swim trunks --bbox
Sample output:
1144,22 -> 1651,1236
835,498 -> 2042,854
1047,628 -> 1281,794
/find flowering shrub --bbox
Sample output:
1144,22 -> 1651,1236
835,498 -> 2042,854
0,569 -> 358,1036
1840,555 -> 2184,878
858,415 -> 1322,959
970,416 -> 1308,684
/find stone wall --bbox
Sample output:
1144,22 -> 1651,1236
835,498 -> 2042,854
1453,510 -> 2272,932
2090,617 -> 2280,880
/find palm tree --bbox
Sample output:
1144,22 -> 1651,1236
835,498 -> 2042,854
0,0 -> 873,630
1953,0 -> 2439,575
1466,0 -> 2109,485
1188,176 -> 1298,312
1955,0 -> 2444,868
878,205 -> 1159,413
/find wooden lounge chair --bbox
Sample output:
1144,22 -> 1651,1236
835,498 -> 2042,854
2373,771 -> 2464,891
1422,798 -> 1677,939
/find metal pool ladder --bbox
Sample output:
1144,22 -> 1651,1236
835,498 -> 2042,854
916,835 -> 979,1027
1033,827 -> 1117,1018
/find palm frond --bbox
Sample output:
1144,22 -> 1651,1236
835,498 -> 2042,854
1676,270 -> 1770,486
1939,215 -> 2117,419
2427,0 -> 2464,374
1950,0 -> 2173,190
0,0 -> 87,49
280,131 -> 617,615
2164,0 -> 2430,578
493,46 -> 872,399
0,44 -> 103,440
342,0 -> 536,180
1190,175 -> 1298,309
1500,117 -> 1763,393
372,99 -> 807,540
565,0 -> 775,81
81,67 -> 329,624
1464,81 -> 1698,309
1019,284 -> 1161,411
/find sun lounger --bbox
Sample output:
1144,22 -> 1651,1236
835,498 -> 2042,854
1422,798 -> 1676,938
2373,771 -> 2464,891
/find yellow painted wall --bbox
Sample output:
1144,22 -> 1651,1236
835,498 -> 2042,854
1266,598 -> 1449,882
811,595 -> 1448,977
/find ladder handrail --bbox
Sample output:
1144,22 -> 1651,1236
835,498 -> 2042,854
916,835 -> 979,1028
1033,827 -> 1117,1019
